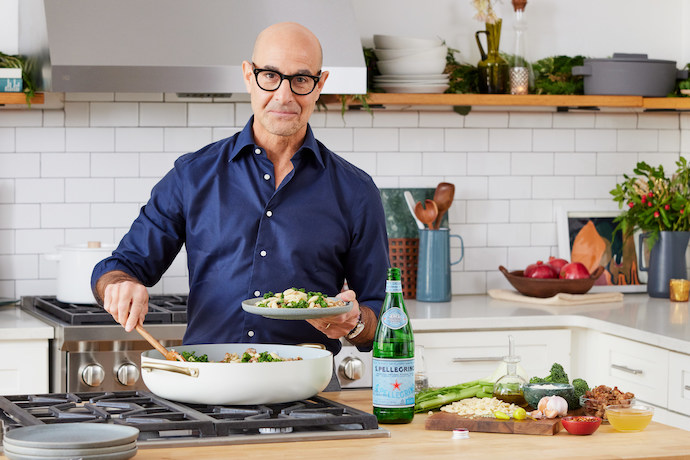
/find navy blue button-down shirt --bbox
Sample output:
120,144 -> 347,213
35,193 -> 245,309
92,117 -> 390,355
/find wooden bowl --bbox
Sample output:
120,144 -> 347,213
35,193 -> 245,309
498,265 -> 604,298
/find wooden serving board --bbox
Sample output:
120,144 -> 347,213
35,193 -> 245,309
425,412 -> 562,435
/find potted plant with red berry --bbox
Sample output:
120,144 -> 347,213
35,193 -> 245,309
610,157 -> 690,297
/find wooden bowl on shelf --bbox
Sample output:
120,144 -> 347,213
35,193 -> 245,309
498,265 -> 605,298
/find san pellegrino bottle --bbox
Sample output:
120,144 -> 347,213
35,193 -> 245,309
372,267 -> 415,424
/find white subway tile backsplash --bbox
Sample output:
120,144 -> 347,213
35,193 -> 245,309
463,247 -> 508,271
638,112 -> 679,130
354,128 -> 398,151
575,129 -> 616,152
0,229 -> 13,254
487,223 -> 531,246
114,178 -> 159,202
488,176 -> 531,199
91,153 -> 140,178
422,152 -> 466,176
508,246 -> 552,269
532,176 -> 574,199
115,93 -> 164,102
0,179 -> 13,203
140,103 -> 187,127
0,110 -> 42,127
64,102 -> 90,127
115,128 -> 164,152
65,93 -> 115,102
372,111 -> 418,128
0,254 -> 39,279
508,112 -> 552,128
486,270 -> 511,291
16,128 -> 65,152
445,128 -> 489,151
554,152 -> 596,175
489,129 -> 532,152
0,128 -> 14,152
400,128 -> 443,152
682,130 -> 690,154
451,224 -> 487,247
41,153 -> 90,178
0,204 -> 40,229
658,130 -> 680,152
90,203 -> 141,228
164,128 -> 213,152
66,178 -> 114,202
553,112 -> 595,128
0,153 -> 40,178
637,153 -> 681,173
467,152 -> 510,175
311,128 -> 353,152
15,179 -> 64,203
235,104 -> 253,127
188,103 -> 234,127
530,222 -> 558,246
466,200 -> 509,223
139,152 -> 182,178
595,113 -> 637,129
510,152 -> 554,175
326,110 -> 374,128
43,110 -> 65,127
617,129 -> 658,152
596,153 -> 639,175
464,112 -> 509,128
308,111 -> 326,128
65,229 -> 116,245
15,229 -> 64,254
533,129 -> 575,152
41,203 -> 90,228
447,200 -> 466,224
574,176 -> 617,199
452,271 -> 486,294
212,128 -> 241,142
376,152 -> 421,176
90,102 -> 138,127
510,199 -> 554,223
337,152 -> 377,175
67,128 -> 114,152
419,111 -> 463,128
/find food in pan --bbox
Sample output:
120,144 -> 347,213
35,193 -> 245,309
257,288 -> 346,309
179,348 -> 302,363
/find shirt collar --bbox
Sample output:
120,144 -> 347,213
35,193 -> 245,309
229,116 -> 325,169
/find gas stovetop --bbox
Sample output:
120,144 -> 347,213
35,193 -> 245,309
0,391 -> 388,448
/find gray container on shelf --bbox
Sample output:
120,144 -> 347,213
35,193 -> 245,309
572,53 -> 689,97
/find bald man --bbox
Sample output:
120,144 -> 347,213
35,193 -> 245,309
92,22 -> 390,357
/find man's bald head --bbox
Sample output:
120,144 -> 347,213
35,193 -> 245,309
252,22 -> 323,69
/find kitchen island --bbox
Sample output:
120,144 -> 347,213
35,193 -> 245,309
101,390 -> 690,460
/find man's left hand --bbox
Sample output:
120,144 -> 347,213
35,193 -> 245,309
307,289 -> 359,339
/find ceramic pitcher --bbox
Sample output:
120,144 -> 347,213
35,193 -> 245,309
476,19 -> 510,94
416,229 -> 464,302
639,231 -> 690,298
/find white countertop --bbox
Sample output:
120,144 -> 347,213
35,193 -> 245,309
406,294 -> 690,354
0,305 -> 54,340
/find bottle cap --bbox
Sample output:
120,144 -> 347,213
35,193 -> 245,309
452,428 -> 469,439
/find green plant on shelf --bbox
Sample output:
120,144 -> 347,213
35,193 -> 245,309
0,51 -> 36,106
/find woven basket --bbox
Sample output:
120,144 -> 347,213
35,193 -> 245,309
388,238 -> 419,299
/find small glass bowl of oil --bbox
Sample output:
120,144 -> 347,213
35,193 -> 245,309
605,404 -> 654,432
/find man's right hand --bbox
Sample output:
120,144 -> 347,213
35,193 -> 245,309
96,271 -> 149,332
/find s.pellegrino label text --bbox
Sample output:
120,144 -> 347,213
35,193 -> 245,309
372,357 -> 415,408
386,280 -> 402,293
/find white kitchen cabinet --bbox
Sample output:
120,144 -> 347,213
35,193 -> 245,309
589,333 -> 669,408
415,329 -> 571,388
0,339 -> 49,395
668,351 -> 690,416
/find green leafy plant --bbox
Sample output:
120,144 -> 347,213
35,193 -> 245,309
610,157 -> 690,247
445,47 -> 479,94
678,63 -> 690,96
532,55 -> 586,95
0,51 -> 36,106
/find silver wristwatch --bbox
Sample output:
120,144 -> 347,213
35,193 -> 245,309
346,312 -> 365,340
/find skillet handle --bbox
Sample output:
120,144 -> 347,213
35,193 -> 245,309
141,361 -> 199,378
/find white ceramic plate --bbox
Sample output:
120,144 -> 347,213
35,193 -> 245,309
3,440 -> 136,458
3,446 -> 137,460
375,83 -> 450,94
241,297 -> 352,320
3,423 -> 139,449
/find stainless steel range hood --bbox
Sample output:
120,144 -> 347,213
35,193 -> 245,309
18,0 -> 366,95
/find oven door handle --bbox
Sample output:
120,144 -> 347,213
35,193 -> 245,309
141,361 -> 200,378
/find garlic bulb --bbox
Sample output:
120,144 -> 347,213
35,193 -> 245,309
537,395 -> 568,419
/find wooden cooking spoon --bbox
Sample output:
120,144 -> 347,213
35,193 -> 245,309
432,182 -> 455,229
135,324 -> 186,362
414,199 -> 439,229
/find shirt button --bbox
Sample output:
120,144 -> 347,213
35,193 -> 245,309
260,250 -> 267,257
254,148 -> 261,154
254,290 -> 260,297
263,173 -> 271,180
266,210 -> 273,217
248,330 -> 255,337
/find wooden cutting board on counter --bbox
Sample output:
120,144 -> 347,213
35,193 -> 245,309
425,412 -> 563,435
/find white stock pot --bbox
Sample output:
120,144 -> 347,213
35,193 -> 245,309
45,242 -> 115,304
141,343 -> 334,405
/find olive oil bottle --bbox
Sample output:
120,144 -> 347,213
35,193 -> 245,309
492,335 -> 528,407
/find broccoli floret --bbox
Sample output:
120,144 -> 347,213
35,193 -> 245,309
529,363 -> 569,385
567,378 -> 590,409
529,376 -> 547,384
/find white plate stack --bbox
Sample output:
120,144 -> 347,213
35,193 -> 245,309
2,424 -> 139,460
373,34 -> 450,94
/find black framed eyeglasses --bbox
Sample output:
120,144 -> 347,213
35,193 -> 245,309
252,63 -> 321,96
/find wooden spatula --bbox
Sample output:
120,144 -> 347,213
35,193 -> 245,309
135,324 -> 186,362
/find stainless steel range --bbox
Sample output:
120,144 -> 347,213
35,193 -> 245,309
0,391 -> 388,448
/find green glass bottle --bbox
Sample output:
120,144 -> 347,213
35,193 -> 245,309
372,267 -> 415,424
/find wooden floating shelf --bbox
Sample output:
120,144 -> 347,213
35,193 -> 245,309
0,92 -> 45,105
321,93 -> 690,110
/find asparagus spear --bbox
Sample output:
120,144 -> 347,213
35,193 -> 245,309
414,380 -> 494,413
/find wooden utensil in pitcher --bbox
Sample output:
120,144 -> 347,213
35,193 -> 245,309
135,324 -> 186,362
432,182 -> 455,229
415,199 -> 438,229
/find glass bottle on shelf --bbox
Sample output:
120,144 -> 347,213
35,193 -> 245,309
492,335 -> 528,407
509,0 -> 534,95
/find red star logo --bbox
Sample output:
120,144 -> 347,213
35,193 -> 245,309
392,380 -> 401,390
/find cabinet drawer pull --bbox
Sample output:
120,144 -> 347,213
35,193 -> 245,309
452,356 -> 504,363
611,364 -> 643,375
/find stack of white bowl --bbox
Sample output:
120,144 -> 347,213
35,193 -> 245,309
373,34 -> 449,94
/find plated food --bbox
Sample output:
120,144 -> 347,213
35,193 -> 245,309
257,288 -> 345,309
180,348 -> 302,363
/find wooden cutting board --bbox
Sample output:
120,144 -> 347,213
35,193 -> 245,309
425,411 -> 562,435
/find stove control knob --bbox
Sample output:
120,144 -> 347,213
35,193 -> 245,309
81,364 -> 105,387
339,356 -> 364,381
116,363 -> 140,386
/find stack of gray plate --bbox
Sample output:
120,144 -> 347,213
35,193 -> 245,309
2,424 -> 139,460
